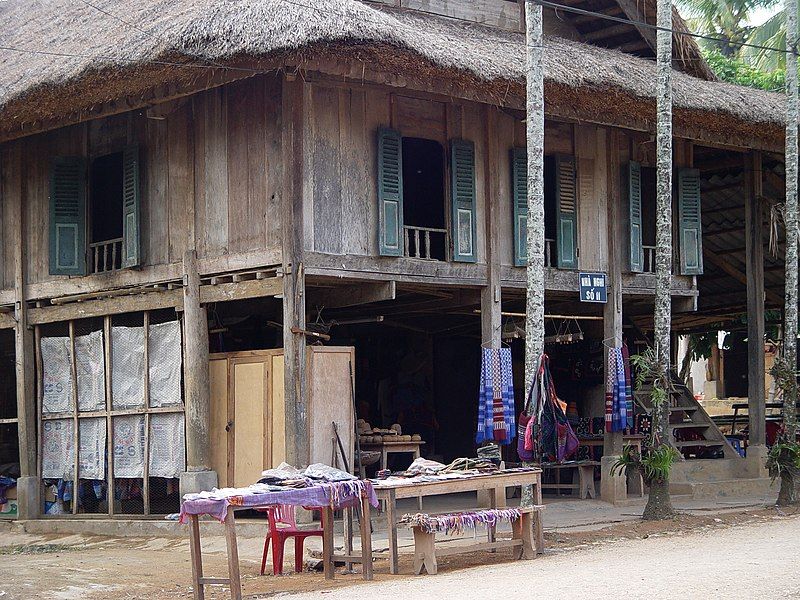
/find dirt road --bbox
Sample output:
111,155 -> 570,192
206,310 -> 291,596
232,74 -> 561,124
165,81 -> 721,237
286,514 -> 800,600
1,510 -> 798,599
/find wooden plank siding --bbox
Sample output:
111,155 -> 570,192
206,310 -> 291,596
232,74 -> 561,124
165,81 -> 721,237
0,75 -> 284,301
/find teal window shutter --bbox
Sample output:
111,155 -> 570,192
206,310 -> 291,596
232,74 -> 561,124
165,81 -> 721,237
511,148 -> 528,267
678,168 -> 703,275
450,139 -> 477,263
49,156 -> 87,276
555,155 -> 577,269
377,128 -> 403,257
122,146 -> 141,268
627,161 -> 644,273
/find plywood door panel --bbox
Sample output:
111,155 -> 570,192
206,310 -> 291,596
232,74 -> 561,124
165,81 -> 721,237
340,89 -> 372,256
308,348 -> 354,469
209,358 -> 230,488
232,360 -> 268,487
270,354 -> 286,467
143,116 -> 169,266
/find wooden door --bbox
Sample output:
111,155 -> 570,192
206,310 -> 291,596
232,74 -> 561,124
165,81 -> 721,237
209,351 -> 281,488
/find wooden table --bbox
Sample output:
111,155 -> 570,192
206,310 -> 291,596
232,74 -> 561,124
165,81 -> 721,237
359,440 -> 425,470
186,493 -> 374,600
541,461 -> 599,499
372,469 -> 543,575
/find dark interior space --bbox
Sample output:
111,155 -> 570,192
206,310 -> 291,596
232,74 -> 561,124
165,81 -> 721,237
89,152 -> 124,244
544,156 -> 557,265
0,330 -> 19,483
402,137 -> 446,260
206,297 -> 283,354
641,166 -> 657,247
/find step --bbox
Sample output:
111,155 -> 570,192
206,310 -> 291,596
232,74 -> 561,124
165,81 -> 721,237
673,440 -> 723,448
669,477 -> 776,499
670,423 -> 710,430
669,405 -> 698,412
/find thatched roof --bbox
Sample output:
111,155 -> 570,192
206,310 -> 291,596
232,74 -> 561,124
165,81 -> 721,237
0,0 -> 785,143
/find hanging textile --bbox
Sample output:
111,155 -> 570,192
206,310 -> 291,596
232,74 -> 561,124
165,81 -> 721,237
606,345 -> 634,433
476,347 -> 515,445
519,354 -> 578,463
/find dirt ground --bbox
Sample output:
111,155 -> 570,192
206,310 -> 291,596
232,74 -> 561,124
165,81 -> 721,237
1,506 -> 798,599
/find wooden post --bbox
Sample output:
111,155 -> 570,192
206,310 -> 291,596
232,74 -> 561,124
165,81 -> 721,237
281,75 -> 309,468
10,142 -> 38,519
602,130 -> 627,504
183,249 -> 212,473
481,105 -> 502,348
744,151 -> 766,448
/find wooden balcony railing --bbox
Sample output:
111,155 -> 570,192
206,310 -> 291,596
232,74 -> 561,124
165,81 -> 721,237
643,245 -> 656,274
90,237 -> 124,274
403,225 -> 447,261
544,238 -> 555,267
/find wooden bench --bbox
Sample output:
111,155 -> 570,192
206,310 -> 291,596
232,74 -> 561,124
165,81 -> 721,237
541,461 -> 599,499
403,506 -> 545,575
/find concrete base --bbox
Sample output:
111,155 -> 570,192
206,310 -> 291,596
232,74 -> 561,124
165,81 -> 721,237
15,476 -> 40,520
179,470 -> 218,498
744,444 -> 770,479
600,456 -> 627,505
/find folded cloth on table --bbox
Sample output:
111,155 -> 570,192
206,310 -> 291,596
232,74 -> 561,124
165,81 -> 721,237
303,463 -> 356,482
404,457 -> 446,476
260,462 -> 302,480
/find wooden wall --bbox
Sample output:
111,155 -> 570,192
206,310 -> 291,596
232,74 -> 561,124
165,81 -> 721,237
303,80 -> 609,272
0,74 -> 284,296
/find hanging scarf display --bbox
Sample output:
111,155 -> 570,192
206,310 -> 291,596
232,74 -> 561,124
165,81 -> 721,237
518,354 -> 578,463
400,508 -> 523,535
606,345 -> 634,433
476,347 -> 515,445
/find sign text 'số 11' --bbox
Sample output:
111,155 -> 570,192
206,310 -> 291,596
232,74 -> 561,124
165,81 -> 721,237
579,272 -> 607,303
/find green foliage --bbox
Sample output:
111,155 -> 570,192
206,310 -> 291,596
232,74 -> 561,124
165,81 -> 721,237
703,48 -> 786,91
770,355 -> 799,401
611,443 -> 681,484
766,440 -> 800,483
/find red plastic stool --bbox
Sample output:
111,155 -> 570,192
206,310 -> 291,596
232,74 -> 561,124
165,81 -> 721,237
260,505 -> 323,575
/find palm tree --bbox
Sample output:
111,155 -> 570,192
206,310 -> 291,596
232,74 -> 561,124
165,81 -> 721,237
677,0 -> 790,71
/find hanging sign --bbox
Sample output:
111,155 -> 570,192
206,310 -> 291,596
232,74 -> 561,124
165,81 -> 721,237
579,272 -> 607,303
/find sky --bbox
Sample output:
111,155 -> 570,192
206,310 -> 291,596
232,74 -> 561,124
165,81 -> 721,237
748,5 -> 780,26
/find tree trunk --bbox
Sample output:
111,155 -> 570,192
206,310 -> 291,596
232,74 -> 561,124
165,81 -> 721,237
522,0 -> 545,509
777,471 -> 799,506
649,0 -> 675,520
642,478 -> 675,520
784,0 -> 799,443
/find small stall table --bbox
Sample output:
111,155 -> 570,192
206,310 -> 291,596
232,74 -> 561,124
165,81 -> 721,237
359,440 -> 425,470
180,481 -> 379,600
372,468 -> 543,575
579,434 -> 645,496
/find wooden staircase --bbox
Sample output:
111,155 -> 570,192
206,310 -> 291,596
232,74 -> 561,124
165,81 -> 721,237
635,372 -> 740,460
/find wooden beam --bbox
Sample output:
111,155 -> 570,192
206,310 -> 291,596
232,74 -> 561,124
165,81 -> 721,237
745,151 -> 766,446
614,0 -> 658,54
481,105 -> 502,347
281,74 -> 309,468
583,23 -> 637,43
704,247 -> 783,304
27,277 -> 283,325
309,281 -> 396,309
183,249 -> 212,471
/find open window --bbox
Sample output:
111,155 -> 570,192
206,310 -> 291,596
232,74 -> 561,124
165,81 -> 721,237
402,138 -> 447,261
511,150 -> 578,269
624,162 -> 702,275
377,128 -> 476,262
49,147 -> 140,276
